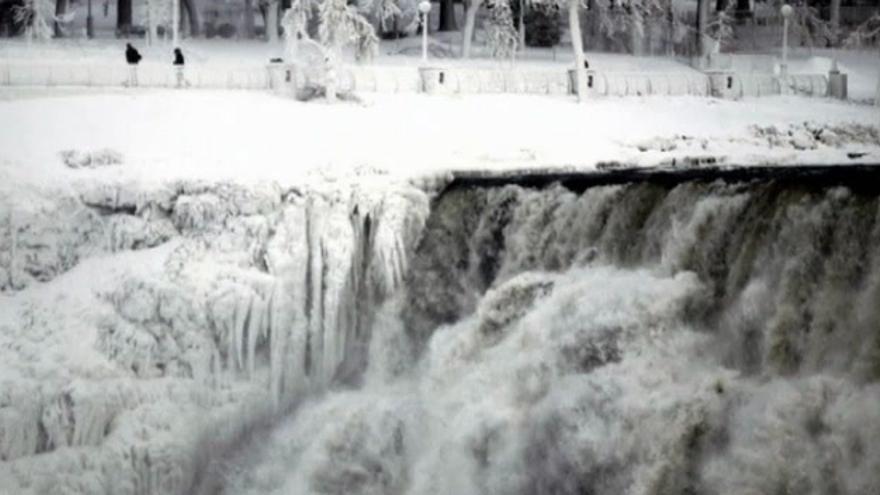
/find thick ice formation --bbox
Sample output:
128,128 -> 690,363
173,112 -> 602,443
0,176 -> 429,494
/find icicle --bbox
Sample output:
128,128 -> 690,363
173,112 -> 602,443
268,281 -> 285,405
307,198 -> 325,385
234,295 -> 251,372
246,296 -> 263,378
266,201 -> 312,402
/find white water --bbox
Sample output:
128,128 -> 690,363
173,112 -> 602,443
216,181 -> 880,495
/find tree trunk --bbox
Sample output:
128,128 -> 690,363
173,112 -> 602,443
696,0 -> 709,58
266,0 -> 279,41
172,0 -> 179,46
518,0 -> 524,49
875,60 -> 880,107
116,0 -> 132,35
146,0 -> 153,45
438,0 -> 457,31
182,0 -> 199,36
244,0 -> 256,39
830,0 -> 841,45
568,0 -> 586,102
586,0 -> 604,51
54,0 -> 67,37
461,0 -> 481,57
630,10 -> 644,55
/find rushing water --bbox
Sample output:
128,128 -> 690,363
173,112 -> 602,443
207,178 -> 880,495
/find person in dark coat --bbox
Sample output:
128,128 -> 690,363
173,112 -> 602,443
173,48 -> 184,66
125,43 -> 141,87
172,47 -> 190,88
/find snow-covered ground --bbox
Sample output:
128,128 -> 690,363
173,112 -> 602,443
0,89 -> 878,194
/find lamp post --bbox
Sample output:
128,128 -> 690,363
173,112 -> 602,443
780,4 -> 792,79
419,1 -> 431,63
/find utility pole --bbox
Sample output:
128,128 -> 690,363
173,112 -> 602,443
780,4 -> 792,79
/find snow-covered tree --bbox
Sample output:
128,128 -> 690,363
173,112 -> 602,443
461,0 -> 483,57
486,0 -> 519,59
583,0 -> 681,55
360,0 -> 403,30
12,0 -> 54,42
264,0 -> 281,42
844,12 -> 880,49
704,0 -> 734,52
568,0 -> 587,101
141,0 -> 173,45
788,3 -> 836,49
281,0 -> 379,101
843,13 -> 880,107
829,0 -> 841,45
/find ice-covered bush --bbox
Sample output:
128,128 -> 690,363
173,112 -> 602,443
60,149 -> 124,169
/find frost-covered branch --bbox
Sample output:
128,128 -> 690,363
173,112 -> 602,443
844,13 -> 880,48
361,0 -> 403,30
12,0 -> 53,42
281,0 -> 378,101
790,3 -> 836,48
704,0 -> 734,51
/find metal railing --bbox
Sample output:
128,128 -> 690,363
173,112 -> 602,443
0,64 -> 271,89
0,62 -> 833,100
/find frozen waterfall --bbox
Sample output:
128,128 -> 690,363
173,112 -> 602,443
2,172 -> 880,495
219,178 -> 880,495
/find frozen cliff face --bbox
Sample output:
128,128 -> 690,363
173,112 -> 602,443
0,175 -> 430,495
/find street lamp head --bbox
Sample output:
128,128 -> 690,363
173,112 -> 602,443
780,4 -> 793,18
418,0 -> 431,14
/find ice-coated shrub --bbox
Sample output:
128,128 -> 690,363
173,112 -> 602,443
60,149 -> 124,169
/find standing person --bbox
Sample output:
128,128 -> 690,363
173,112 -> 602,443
172,47 -> 190,88
125,43 -> 141,87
